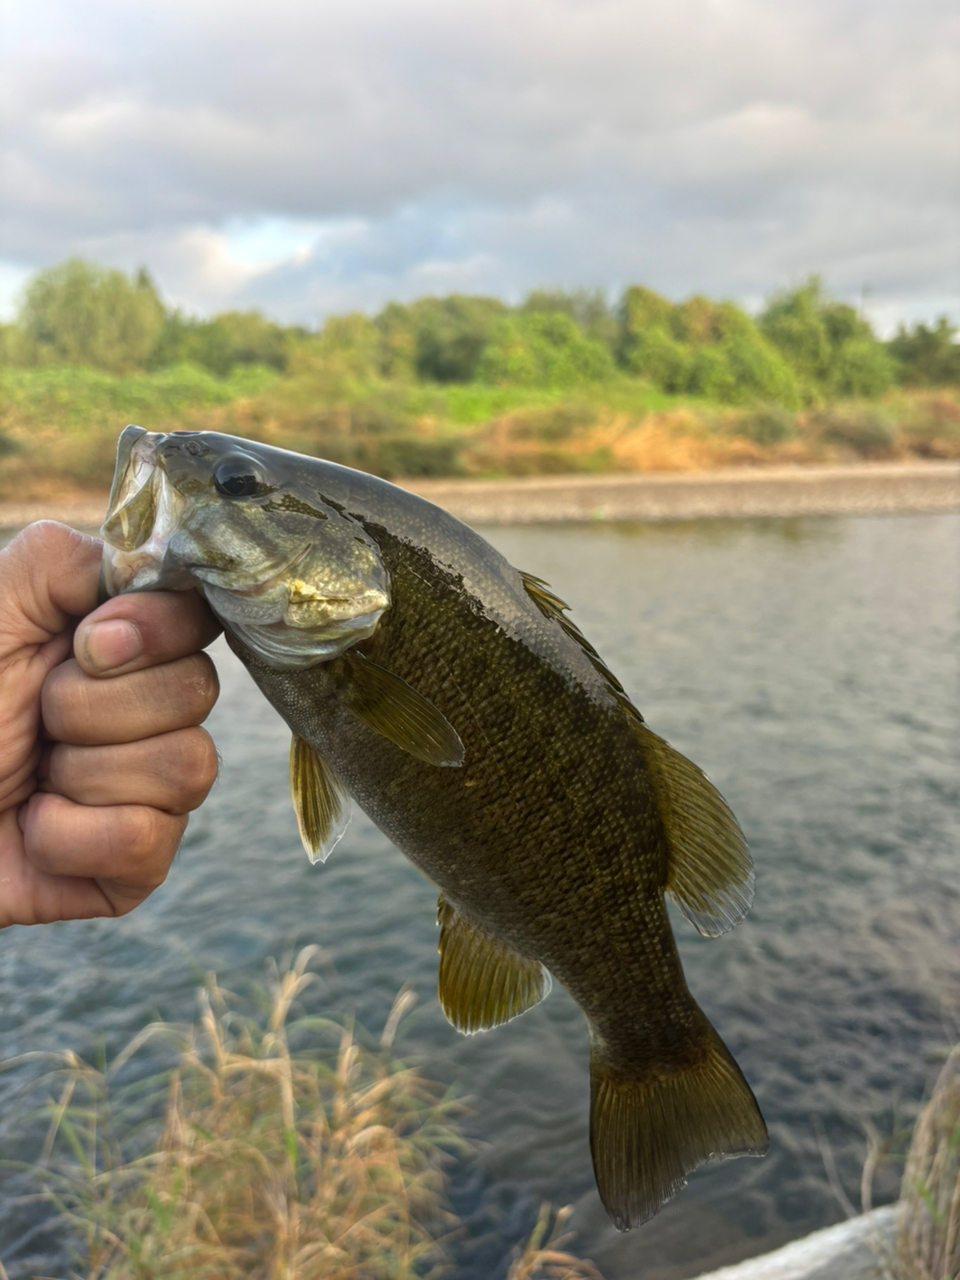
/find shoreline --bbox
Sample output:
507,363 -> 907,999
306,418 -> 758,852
1,460 -> 958,531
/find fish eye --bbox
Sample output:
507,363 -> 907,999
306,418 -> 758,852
213,457 -> 269,499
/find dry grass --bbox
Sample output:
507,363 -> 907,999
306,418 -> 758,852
22,950 -> 466,1279
7,950 -> 604,1280
505,1204 -> 604,1280
894,1046 -> 960,1280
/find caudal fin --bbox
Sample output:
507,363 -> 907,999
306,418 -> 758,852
590,1026 -> 768,1231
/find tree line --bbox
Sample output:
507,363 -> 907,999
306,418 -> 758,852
2,258 -> 957,406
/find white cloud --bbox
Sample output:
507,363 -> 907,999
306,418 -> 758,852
1,0 -> 957,325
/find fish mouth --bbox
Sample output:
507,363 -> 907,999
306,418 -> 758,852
100,429 -> 193,595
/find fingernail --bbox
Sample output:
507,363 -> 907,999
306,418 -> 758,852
81,618 -> 143,673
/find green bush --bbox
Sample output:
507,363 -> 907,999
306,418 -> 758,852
826,338 -> 896,398
477,312 -> 616,387
759,276 -> 894,401
150,310 -> 294,376
812,405 -> 897,457
889,318 -> 960,387
618,325 -> 689,390
735,405 -> 796,445
522,287 -> 618,351
1,362 -> 279,431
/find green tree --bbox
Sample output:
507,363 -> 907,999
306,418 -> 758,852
150,310 -> 293,376
307,313 -> 382,379
889,318 -> 960,386
620,326 -> 690,390
477,311 -> 616,387
522,288 -> 617,351
18,259 -> 166,372
617,286 -> 674,370
374,303 -> 418,380
759,276 -> 895,399
408,295 -> 508,382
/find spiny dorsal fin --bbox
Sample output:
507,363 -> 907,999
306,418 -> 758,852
437,896 -> 552,1034
343,652 -> 464,767
635,722 -> 753,937
290,735 -> 350,864
520,570 -> 627,697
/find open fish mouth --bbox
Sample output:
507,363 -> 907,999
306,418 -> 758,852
100,428 -> 193,595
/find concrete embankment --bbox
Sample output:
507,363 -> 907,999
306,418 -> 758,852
1,461 -> 958,532
405,461 -> 960,524
693,1207 -> 896,1280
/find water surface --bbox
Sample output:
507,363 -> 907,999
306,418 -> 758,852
1,512 -> 958,1277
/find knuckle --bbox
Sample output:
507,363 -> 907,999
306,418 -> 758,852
163,654 -> 220,722
169,729 -> 220,810
111,807 -> 178,890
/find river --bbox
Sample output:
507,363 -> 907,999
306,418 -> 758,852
1,512 -> 958,1278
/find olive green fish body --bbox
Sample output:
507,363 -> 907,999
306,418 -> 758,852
101,427 -> 768,1230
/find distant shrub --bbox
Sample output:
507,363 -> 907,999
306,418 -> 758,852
369,295 -> 508,384
734,405 -> 796,445
375,436 -> 467,478
720,335 -> 802,407
889,317 -> 960,387
619,325 -> 689,390
295,313 -> 383,380
898,393 -> 960,457
150,309 -> 294,376
477,312 -> 616,387
411,294 -> 508,383
522,287 -> 618,351
812,405 -> 898,457
759,276 -> 894,401
826,338 -> 896,398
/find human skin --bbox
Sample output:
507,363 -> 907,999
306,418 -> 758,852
0,521 -> 221,928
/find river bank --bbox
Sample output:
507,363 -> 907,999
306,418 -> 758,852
1,460 -> 958,531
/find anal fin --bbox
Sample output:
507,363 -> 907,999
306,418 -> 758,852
290,735 -> 350,864
437,896 -> 552,1034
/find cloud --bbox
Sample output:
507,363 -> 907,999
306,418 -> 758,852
1,0 -> 957,325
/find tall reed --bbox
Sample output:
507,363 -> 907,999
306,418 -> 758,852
895,1046 -> 960,1280
9,949 -> 603,1280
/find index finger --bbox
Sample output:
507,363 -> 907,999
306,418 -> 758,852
75,589 -> 222,678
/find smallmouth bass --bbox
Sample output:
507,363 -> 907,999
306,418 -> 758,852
101,425 -> 768,1229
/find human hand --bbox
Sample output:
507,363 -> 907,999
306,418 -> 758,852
0,521 -> 221,927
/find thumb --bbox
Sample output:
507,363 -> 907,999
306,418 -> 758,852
0,522 -> 103,658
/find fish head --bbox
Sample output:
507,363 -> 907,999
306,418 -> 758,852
101,426 -> 390,667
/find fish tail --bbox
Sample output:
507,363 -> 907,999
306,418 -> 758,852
589,1021 -> 768,1231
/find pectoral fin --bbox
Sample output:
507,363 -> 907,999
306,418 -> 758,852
290,735 -> 350,864
343,651 -> 464,767
437,896 -> 552,1034
637,723 -> 753,937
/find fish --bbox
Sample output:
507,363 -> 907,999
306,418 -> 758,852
100,424 -> 768,1230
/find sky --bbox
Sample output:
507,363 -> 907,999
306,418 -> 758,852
2,0 -> 958,332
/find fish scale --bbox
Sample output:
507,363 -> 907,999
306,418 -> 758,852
101,424 -> 768,1230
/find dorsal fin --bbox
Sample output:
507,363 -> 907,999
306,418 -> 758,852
437,896 -> 552,1034
520,570 -> 628,699
635,723 -> 753,937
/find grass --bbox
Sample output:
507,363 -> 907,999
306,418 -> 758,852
2,949 -> 603,1280
894,1045 -> 960,1280
1,362 -> 958,502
